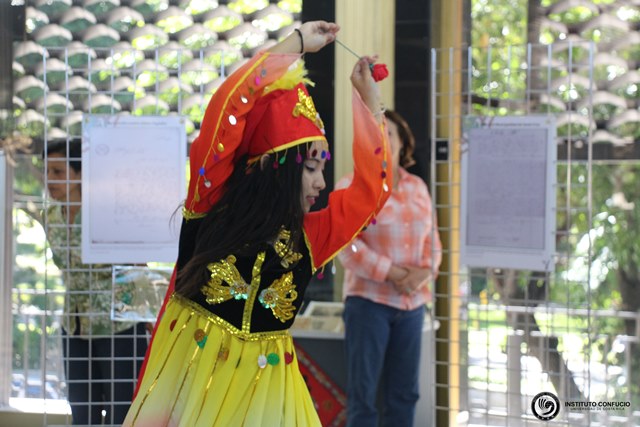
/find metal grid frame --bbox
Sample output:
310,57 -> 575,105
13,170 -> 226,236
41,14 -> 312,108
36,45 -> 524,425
430,40 -> 640,426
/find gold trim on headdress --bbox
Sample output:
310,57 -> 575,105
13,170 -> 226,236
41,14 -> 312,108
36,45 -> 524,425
293,87 -> 325,131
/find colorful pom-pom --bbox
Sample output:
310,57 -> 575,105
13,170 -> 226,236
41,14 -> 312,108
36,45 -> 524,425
258,355 -> 268,368
267,353 -> 280,366
284,352 -> 294,364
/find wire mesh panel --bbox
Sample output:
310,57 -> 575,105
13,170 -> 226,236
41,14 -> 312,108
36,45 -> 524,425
431,40 -> 640,427
10,2 -> 304,424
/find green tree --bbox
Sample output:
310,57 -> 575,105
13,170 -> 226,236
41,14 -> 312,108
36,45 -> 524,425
470,0 -> 640,404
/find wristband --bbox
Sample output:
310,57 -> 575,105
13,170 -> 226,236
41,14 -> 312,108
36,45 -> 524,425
294,28 -> 304,54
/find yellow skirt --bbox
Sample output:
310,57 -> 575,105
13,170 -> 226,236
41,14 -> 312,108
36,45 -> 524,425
123,295 -> 321,427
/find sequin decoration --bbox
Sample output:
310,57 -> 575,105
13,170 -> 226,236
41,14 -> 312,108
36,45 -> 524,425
204,179 -> 212,188
272,228 -> 302,268
197,336 -> 207,349
292,87 -> 324,131
202,255 -> 251,304
383,182 -> 389,192
371,218 -> 377,225
228,115 -> 237,125
199,166 -> 205,176
240,95 -> 248,104
381,171 -> 387,178
258,355 -> 268,368
194,329 -> 207,349
317,272 -> 324,280
218,348 -> 229,361
382,161 -> 387,168
261,69 -> 267,77
296,152 -> 302,164
217,143 -> 225,152
258,272 -> 297,323
351,244 -> 358,253
255,76 -> 261,85
375,147 -> 382,154
279,155 -> 286,165
267,353 -> 280,366
284,352 -> 294,364
213,154 -> 220,161
169,319 -> 177,331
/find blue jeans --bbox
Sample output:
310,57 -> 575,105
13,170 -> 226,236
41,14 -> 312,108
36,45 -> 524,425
343,296 -> 425,427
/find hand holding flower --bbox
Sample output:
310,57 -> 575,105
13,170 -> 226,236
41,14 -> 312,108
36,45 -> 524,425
370,63 -> 389,82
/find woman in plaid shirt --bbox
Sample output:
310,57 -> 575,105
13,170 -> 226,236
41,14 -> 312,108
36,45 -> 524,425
337,110 -> 442,427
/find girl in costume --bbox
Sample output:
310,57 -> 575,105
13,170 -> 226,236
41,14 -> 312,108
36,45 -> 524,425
123,20 -> 391,427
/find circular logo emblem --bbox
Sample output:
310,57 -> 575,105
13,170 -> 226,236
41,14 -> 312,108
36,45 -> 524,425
531,392 -> 560,421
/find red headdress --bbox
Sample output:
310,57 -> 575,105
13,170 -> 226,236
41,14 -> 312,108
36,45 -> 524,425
241,82 -> 327,162
183,54 -> 329,219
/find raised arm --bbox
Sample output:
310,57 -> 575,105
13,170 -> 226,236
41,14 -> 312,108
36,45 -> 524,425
350,55 -> 384,123
269,21 -> 340,55
303,57 -> 392,270
184,21 -> 340,218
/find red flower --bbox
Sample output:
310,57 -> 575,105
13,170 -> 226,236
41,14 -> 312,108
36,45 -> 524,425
370,63 -> 389,82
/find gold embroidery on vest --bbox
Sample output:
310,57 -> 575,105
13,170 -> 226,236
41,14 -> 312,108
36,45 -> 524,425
258,272 -> 298,323
202,255 -> 251,304
272,228 -> 302,268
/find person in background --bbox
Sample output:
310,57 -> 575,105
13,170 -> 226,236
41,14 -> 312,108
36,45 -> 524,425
123,20 -> 392,427
337,110 -> 442,427
45,139 -> 148,425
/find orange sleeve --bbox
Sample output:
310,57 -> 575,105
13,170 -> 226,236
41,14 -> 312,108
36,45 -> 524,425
303,88 -> 392,271
184,52 -> 300,218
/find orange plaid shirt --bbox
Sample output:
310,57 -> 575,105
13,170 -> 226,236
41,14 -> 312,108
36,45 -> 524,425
337,168 -> 442,311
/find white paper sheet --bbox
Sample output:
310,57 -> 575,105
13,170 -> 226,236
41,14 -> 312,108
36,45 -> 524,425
461,116 -> 557,271
82,115 -> 186,263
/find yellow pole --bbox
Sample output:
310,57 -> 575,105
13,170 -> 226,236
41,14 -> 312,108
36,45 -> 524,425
431,0 -> 464,425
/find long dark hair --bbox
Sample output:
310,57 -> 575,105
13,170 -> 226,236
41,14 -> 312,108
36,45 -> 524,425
176,148 -> 307,298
